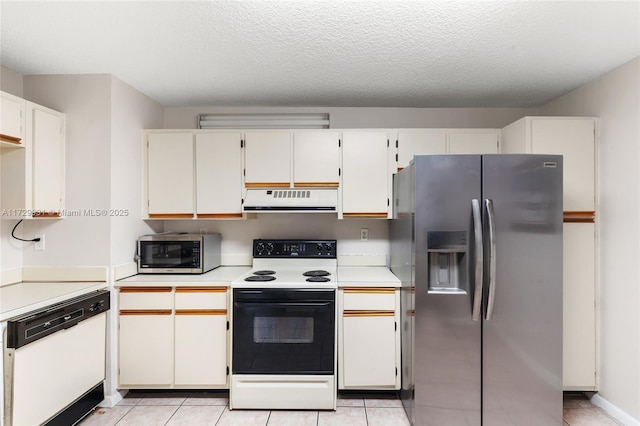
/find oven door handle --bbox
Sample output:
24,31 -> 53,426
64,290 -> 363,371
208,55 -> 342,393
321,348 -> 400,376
233,302 -> 333,308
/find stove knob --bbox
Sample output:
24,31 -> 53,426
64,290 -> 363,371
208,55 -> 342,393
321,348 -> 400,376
265,243 -> 274,254
316,243 -> 323,253
324,243 -> 333,254
256,242 -> 265,255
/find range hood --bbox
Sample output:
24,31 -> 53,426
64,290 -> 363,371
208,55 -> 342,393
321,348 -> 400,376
243,189 -> 338,213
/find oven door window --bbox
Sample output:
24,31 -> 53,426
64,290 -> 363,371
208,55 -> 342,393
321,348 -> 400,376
233,289 -> 335,375
139,241 -> 199,269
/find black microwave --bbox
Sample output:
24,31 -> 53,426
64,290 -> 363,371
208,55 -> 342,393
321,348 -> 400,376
137,233 -> 221,274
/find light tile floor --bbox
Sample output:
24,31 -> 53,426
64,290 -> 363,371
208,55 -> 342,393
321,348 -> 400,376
79,391 -> 620,425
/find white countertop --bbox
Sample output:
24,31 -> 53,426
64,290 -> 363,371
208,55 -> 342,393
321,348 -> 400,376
0,281 -> 108,322
116,266 -> 251,287
337,266 -> 401,287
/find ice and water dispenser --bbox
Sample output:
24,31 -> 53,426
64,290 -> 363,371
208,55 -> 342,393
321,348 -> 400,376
427,231 -> 468,294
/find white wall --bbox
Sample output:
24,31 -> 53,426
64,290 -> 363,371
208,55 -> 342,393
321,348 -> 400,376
0,66 -> 25,274
0,65 -> 23,97
165,214 -> 390,263
109,76 -> 164,267
22,75 -> 112,267
164,106 -> 538,129
541,57 -> 640,422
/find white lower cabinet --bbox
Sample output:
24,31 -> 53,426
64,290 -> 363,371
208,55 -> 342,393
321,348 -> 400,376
563,223 -> 596,390
174,314 -> 227,386
118,286 -> 229,389
338,288 -> 400,390
119,314 -> 174,386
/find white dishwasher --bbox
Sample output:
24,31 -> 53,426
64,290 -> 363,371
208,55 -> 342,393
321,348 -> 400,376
3,289 -> 110,426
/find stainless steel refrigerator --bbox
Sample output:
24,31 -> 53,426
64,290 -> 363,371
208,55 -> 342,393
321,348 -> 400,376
390,154 -> 563,426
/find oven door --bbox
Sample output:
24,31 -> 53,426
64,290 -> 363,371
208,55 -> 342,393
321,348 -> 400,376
232,288 -> 335,375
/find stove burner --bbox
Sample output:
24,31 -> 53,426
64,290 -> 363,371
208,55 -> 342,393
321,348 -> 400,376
244,275 -> 276,282
303,270 -> 331,277
254,270 -> 276,275
306,277 -> 331,283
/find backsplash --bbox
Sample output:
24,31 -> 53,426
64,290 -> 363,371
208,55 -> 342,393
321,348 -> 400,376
163,214 -> 390,264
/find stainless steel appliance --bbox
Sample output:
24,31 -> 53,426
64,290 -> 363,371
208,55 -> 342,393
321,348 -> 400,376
137,232 -> 221,274
390,155 -> 563,425
3,289 -> 110,426
230,239 -> 337,410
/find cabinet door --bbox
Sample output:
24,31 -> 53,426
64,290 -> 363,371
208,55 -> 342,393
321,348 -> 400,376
397,130 -> 446,169
119,314 -> 173,386
1,91 -> 24,145
342,315 -> 397,387
196,132 -> 243,218
448,132 -> 499,154
530,119 -> 595,211
175,313 -> 228,386
563,223 -> 596,390
244,131 -> 291,187
147,132 -> 194,217
342,131 -> 390,217
292,131 -> 340,187
30,106 -> 64,214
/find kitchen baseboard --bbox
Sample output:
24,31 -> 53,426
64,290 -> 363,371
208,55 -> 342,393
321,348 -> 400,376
99,389 -> 126,408
591,393 -> 639,426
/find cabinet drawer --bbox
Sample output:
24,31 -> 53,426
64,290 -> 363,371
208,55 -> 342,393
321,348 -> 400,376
119,287 -> 173,310
342,288 -> 396,311
175,287 -> 227,310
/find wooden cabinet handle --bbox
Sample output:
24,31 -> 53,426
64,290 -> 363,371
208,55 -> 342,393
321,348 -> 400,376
175,287 -> 226,293
148,213 -> 194,219
120,287 -> 172,293
343,288 -> 395,294
343,212 -> 388,218
175,309 -> 227,315
0,134 -> 22,144
344,310 -> 395,317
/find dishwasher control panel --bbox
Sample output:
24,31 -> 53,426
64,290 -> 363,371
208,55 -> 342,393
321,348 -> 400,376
5,289 -> 110,349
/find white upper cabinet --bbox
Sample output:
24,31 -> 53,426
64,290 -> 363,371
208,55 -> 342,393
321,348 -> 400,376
341,130 -> 393,218
28,103 -> 65,215
397,130 -> 446,169
244,131 -> 291,187
1,99 -> 64,218
147,132 -> 195,218
501,117 -> 596,212
195,132 -> 243,218
1,91 -> 25,146
448,130 -> 499,154
292,131 -> 341,187
396,129 -> 499,170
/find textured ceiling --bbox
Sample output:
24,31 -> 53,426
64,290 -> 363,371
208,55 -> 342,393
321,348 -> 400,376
1,1 -> 639,107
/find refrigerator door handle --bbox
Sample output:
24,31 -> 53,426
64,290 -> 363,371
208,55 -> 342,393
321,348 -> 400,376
485,198 -> 497,321
471,199 -> 483,321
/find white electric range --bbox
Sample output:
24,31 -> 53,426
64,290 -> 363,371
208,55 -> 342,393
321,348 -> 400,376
230,239 -> 338,410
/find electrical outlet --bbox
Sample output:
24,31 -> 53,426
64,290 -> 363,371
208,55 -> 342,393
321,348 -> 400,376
35,234 -> 45,250
360,228 -> 369,241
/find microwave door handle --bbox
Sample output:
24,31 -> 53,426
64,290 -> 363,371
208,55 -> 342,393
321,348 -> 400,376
471,199 -> 483,321
485,198 -> 497,321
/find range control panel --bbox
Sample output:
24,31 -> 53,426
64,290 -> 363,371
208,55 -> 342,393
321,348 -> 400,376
253,239 -> 337,258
